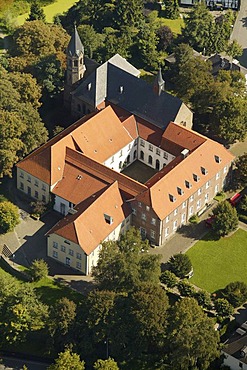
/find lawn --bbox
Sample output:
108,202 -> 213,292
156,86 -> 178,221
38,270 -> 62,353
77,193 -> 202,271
186,228 -> 247,293
16,0 -> 77,25
155,16 -> 184,35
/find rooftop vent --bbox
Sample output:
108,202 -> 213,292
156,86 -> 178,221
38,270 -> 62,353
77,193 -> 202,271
236,328 -> 246,336
181,149 -> 189,158
104,214 -> 113,224
77,175 -> 82,180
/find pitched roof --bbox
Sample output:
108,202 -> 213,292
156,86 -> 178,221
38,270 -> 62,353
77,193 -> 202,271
137,139 -> 234,219
67,25 -> 84,57
47,182 -> 131,255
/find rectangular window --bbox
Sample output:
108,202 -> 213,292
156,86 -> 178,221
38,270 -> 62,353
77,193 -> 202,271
165,227 -> 169,237
151,217 -> 156,225
53,241 -> 58,249
181,213 -> 186,223
69,249 -> 74,256
215,184 -> 219,194
64,240 -> 71,245
20,182 -> 24,190
132,208 -> 136,215
53,250 -> 58,258
61,245 -> 66,252
206,181 -> 210,189
174,208 -> 178,216
138,202 -> 142,208
224,165 -> 228,174
27,175 -> 31,183
34,179 -> 39,187
42,184 -> 46,191
182,201 -> 186,209
198,188 -> 202,196
189,206 -> 194,216
146,206 -> 150,212
140,227 -> 146,238
42,195 -> 46,203
173,220 -> 178,230
134,139 -> 137,146
149,144 -> 153,152
119,150 -> 123,157
166,215 -> 170,223
150,230 -> 156,239
76,262 -> 82,269
216,172 -> 220,180
141,213 -> 146,221
205,193 -> 209,202
128,144 -> 131,150
111,156 -> 114,163
140,140 -> 145,147
76,253 -> 82,260
20,171 -> 24,178
190,195 -> 194,202
34,191 -> 38,199
197,199 -> 201,209
156,148 -> 160,156
163,152 -> 168,160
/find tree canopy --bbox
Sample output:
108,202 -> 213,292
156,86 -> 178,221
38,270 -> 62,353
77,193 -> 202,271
212,200 -> 238,237
168,253 -> 192,278
223,281 -> 247,307
235,153 -> 247,187
48,349 -> 85,370
0,201 -> 19,233
93,358 -> 119,370
92,227 -> 161,292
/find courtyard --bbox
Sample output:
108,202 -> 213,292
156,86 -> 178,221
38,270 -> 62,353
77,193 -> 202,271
186,228 -> 247,293
121,160 -> 157,184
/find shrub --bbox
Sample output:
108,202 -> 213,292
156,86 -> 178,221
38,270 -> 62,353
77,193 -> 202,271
160,270 -> 178,288
177,280 -> 195,297
212,200 -> 238,237
223,281 -> 247,308
29,259 -> 49,281
189,214 -> 200,224
169,253 -> 192,278
194,290 -> 212,309
214,298 -> 234,318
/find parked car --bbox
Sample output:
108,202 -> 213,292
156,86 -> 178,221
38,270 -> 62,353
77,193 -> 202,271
228,193 -> 242,207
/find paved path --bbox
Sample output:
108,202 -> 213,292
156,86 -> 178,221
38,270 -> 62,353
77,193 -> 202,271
231,1 -> 247,67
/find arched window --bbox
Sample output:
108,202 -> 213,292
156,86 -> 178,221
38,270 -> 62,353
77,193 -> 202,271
77,104 -> 81,112
127,155 -> 130,164
119,161 -> 122,169
140,151 -> 144,160
148,155 -> 153,165
134,150 -> 137,159
156,159 -> 160,170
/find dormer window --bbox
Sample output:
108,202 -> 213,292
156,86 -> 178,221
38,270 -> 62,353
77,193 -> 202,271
193,174 -> 200,182
104,214 -> 113,224
169,194 -> 176,202
185,180 -> 192,189
87,83 -> 91,91
215,155 -> 221,163
201,167 -> 208,175
177,187 -> 184,195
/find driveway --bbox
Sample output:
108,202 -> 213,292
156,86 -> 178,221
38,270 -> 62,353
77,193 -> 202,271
231,1 -> 247,67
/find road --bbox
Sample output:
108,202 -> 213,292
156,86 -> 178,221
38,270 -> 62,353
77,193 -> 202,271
231,1 -> 247,67
0,355 -> 51,370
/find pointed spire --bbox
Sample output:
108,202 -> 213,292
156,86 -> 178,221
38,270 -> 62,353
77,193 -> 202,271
67,24 -> 84,57
153,68 -> 165,96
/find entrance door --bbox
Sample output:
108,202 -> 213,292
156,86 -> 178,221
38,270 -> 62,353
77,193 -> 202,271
156,159 -> 160,170
60,203 -> 66,215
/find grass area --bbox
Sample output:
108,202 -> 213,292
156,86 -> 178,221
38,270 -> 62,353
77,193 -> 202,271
156,16 -> 184,35
214,191 -> 226,202
17,0 -> 77,25
186,229 -> 247,293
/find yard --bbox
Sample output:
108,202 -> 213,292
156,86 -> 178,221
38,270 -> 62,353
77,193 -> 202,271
186,228 -> 247,293
16,0 -> 77,25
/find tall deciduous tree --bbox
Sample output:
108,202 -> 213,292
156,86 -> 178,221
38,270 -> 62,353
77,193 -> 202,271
92,227 -> 161,292
168,253 -> 192,278
223,281 -> 247,308
166,298 -> 219,369
164,0 -> 179,20
93,358 -> 119,370
0,201 -> 19,233
235,153 -> 247,187
212,200 -> 238,237
29,259 -> 49,281
48,349 -> 85,370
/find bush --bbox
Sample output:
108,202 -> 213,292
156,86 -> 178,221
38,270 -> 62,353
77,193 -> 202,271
0,201 -> 20,233
214,298 -> 234,318
223,281 -> 247,308
189,214 -> 200,224
194,290 -> 212,309
177,280 -> 195,297
212,200 -> 238,237
169,253 -> 192,278
160,270 -> 178,288
29,259 -> 49,281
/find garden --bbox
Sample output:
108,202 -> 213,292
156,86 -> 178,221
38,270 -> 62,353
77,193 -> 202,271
186,228 -> 247,293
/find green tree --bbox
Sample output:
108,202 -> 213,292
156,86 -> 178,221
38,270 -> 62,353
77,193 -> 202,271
194,290 -> 212,309
164,0 -> 179,20
239,195 -> 247,213
168,253 -> 192,278
177,280 -> 195,297
223,281 -> 247,308
160,270 -> 178,288
212,200 -> 238,237
8,72 -> 42,109
92,227 -> 161,292
0,201 -> 19,233
27,2 -> 46,22
93,358 -> 119,370
114,0 -> 144,29
49,297 -> 77,338
182,2 -> 215,53
78,24 -> 105,59
214,298 -> 234,318
48,349 -> 85,370
235,153 -> 247,187
226,40 -> 243,68
166,298 -> 219,369
29,259 -> 49,281
156,25 -> 174,52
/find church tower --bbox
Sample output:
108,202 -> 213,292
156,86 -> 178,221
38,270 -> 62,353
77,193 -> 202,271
153,68 -> 165,96
64,25 -> 86,109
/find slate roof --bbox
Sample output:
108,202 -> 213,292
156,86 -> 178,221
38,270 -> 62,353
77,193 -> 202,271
67,25 -> 84,57
223,329 -> 247,365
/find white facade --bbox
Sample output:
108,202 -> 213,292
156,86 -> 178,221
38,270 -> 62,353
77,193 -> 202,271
54,195 -> 74,216
104,139 -> 138,172
137,138 -> 175,170
223,352 -> 247,370
16,167 -> 50,204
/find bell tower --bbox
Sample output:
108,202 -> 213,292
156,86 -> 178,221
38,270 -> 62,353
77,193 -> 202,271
64,25 -> 86,108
